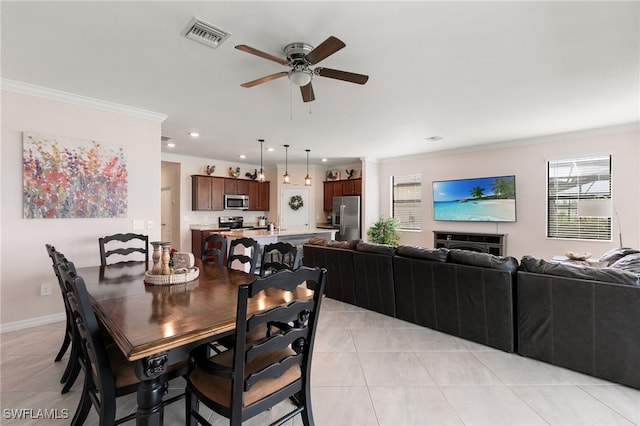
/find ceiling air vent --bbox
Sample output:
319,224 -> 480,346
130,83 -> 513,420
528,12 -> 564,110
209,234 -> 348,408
183,17 -> 230,49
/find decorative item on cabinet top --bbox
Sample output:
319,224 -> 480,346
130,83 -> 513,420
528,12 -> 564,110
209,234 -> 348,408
206,165 -> 215,175
326,170 -> 340,181
245,169 -> 258,180
229,166 -> 240,178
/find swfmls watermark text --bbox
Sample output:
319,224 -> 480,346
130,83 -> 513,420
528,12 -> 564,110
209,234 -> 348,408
3,408 -> 69,420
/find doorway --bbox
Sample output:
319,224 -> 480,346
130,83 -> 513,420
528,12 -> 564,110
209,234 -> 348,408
161,161 -> 181,249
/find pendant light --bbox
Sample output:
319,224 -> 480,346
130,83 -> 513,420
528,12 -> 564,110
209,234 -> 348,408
257,139 -> 265,182
283,144 -> 290,184
304,149 -> 312,186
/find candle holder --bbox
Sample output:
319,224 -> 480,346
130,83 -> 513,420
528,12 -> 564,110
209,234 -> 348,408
150,241 -> 163,275
161,242 -> 172,275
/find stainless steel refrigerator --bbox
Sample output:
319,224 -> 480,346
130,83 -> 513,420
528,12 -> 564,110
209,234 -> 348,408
332,196 -> 361,241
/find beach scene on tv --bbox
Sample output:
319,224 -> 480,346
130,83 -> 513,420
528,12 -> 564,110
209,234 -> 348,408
433,176 -> 516,222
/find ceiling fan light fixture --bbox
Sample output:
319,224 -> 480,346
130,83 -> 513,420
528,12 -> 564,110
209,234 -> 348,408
289,70 -> 312,86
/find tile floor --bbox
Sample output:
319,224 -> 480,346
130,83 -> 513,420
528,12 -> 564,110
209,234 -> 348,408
1,297 -> 639,425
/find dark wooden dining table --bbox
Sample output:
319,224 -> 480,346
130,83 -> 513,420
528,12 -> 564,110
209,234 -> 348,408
76,259 -> 313,426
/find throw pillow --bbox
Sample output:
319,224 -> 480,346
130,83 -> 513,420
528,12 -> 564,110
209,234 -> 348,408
308,237 -> 328,246
599,247 -> 640,266
609,253 -> 640,274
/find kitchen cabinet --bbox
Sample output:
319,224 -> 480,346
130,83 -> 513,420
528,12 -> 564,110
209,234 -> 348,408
248,181 -> 270,211
323,178 -> 361,211
191,229 -> 228,260
224,178 -> 249,195
192,175 -> 224,211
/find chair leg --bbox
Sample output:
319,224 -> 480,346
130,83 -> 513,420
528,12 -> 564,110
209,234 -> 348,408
60,339 -> 77,383
185,386 -> 200,426
71,375 -> 93,426
61,354 -> 81,394
54,330 -> 71,362
298,388 -> 314,426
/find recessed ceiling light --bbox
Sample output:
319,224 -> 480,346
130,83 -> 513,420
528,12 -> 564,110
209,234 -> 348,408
321,158 -> 328,162
189,132 -> 200,137
167,142 -> 176,148
267,147 -> 275,152
239,154 -> 246,159
425,136 -> 443,142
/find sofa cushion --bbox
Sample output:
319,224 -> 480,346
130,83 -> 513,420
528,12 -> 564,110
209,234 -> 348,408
327,239 -> 361,250
520,255 -> 640,286
609,253 -> 640,274
599,247 -> 640,266
307,237 -> 328,246
355,242 -> 396,256
449,249 -> 519,272
396,245 -> 449,262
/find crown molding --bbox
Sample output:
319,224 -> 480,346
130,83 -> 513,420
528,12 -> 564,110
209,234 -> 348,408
1,78 -> 167,122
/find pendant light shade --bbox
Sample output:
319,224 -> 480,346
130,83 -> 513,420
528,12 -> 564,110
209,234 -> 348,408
304,149 -> 311,186
257,139 -> 265,182
283,144 -> 290,184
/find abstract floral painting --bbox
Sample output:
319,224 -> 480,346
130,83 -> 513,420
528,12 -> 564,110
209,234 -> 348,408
23,132 -> 128,218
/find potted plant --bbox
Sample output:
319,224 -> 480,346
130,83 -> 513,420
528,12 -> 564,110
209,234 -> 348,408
367,217 -> 400,246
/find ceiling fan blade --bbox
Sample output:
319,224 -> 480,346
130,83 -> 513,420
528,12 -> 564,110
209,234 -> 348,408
316,67 -> 369,85
240,72 -> 288,88
305,36 -> 346,65
235,45 -> 289,66
300,82 -> 315,103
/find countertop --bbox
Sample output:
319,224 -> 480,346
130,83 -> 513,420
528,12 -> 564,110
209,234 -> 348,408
217,228 -> 336,238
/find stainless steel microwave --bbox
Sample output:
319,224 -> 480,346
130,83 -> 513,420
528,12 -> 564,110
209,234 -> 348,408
224,194 -> 249,210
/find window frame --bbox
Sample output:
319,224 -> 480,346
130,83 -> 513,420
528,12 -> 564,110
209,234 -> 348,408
392,173 -> 422,232
546,155 -> 612,241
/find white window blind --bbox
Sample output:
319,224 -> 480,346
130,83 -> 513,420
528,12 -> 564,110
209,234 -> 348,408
393,173 -> 422,230
547,155 -> 611,240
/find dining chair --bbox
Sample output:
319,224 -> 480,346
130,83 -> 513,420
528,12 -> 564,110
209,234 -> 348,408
98,233 -> 149,266
185,266 -> 327,426
202,234 -> 227,266
56,259 -> 186,426
227,237 -> 260,275
260,242 -> 301,277
45,244 -> 81,394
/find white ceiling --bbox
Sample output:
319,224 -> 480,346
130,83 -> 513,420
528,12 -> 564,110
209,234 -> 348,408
2,1 -> 638,167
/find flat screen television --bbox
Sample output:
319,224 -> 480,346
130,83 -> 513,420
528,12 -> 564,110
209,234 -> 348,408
432,175 -> 516,222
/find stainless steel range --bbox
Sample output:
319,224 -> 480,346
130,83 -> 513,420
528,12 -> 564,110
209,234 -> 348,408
218,216 -> 253,230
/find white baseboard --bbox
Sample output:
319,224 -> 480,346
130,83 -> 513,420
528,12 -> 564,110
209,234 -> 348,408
0,313 -> 66,333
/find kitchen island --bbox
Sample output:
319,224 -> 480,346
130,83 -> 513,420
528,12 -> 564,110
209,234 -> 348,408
190,226 -> 336,261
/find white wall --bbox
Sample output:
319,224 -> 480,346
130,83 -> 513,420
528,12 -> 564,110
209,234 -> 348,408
378,126 -> 640,259
1,85 -> 164,328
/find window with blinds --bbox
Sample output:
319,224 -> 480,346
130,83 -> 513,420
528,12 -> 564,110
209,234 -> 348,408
547,155 -> 611,240
393,173 -> 422,230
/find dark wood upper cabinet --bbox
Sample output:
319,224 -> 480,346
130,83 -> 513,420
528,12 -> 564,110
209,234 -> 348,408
323,178 -> 361,211
192,175 -> 269,211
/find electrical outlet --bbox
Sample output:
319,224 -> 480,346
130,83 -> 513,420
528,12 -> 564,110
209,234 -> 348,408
147,220 -> 154,229
40,283 -> 53,296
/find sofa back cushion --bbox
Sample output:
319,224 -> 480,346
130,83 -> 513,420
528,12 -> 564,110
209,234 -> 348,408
449,249 -> 519,273
355,242 -> 396,256
327,239 -> 361,250
520,255 -> 640,286
396,245 -> 449,262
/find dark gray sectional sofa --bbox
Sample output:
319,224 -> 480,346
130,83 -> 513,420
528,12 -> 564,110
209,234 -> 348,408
303,239 -> 519,352
517,252 -> 640,389
303,240 -> 640,389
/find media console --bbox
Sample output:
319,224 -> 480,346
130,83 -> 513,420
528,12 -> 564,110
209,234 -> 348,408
433,231 -> 507,256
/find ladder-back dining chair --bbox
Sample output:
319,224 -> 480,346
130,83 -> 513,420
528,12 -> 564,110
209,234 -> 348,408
227,237 -> 260,275
185,266 -> 327,426
45,244 -> 81,394
99,233 -> 149,266
57,259 -> 186,426
260,242 -> 301,277
202,234 -> 227,266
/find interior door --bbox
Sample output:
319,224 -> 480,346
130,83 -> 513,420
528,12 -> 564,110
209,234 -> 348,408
161,188 -> 172,242
280,187 -> 310,230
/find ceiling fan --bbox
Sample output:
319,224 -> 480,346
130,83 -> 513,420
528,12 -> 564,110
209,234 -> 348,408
235,36 -> 369,102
